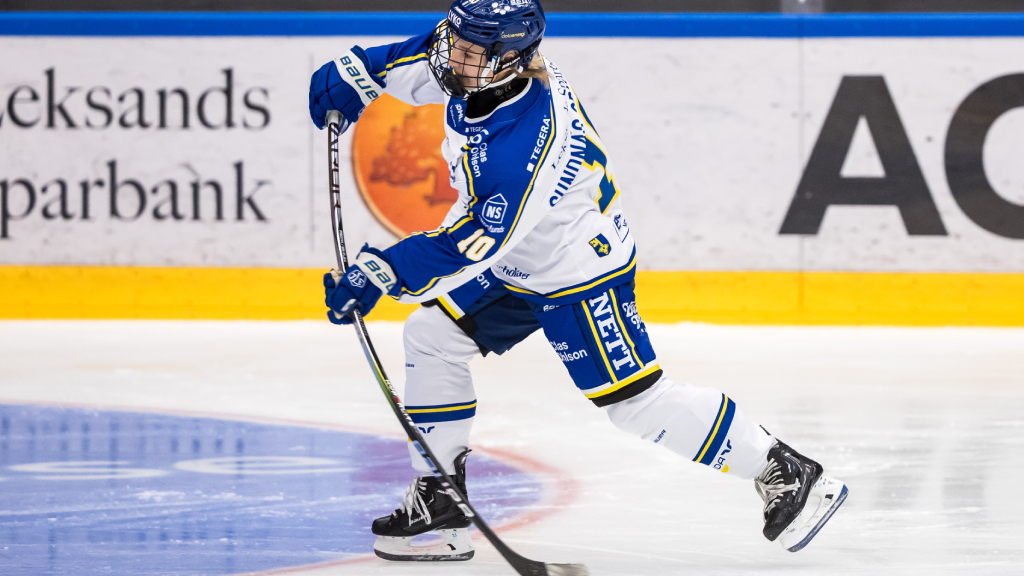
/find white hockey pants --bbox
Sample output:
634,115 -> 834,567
403,304 -> 773,480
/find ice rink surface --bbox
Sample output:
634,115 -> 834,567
1,320 -> 1023,575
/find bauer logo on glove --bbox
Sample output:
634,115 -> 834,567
322,245 -> 401,326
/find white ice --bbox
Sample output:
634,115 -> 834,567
1,320 -> 1023,575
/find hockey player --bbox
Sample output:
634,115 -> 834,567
308,0 -> 847,562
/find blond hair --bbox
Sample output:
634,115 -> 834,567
514,53 -> 552,87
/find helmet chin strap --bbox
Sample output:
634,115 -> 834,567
485,72 -> 518,90
467,54 -> 517,95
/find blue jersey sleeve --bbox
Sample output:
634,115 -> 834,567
379,83 -> 560,303
359,31 -> 444,106
383,172 -> 535,299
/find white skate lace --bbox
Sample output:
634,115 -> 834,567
399,478 -> 432,527
755,460 -> 801,515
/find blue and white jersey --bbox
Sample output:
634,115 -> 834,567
361,33 -> 636,306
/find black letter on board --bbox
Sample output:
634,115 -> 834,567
780,76 -> 946,236
946,73 -> 1024,240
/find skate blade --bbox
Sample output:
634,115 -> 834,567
781,476 -> 849,553
373,528 -> 474,562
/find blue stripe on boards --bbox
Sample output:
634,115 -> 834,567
699,397 -> 736,466
0,12 -> 445,37
3,13 -> 1024,38
552,13 -> 1024,38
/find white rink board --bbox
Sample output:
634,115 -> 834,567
1,36 -> 1023,271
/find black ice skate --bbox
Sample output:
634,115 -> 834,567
371,450 -> 474,561
755,441 -> 848,552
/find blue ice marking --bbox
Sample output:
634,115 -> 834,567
0,404 -> 543,575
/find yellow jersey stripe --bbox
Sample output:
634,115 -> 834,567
377,53 -> 428,78
498,101 -> 557,252
582,301 -> 618,383
406,402 -> 477,414
449,215 -> 473,233
574,92 -> 599,136
581,134 -> 622,215
505,252 -> 637,299
584,364 -> 661,399
437,295 -> 463,319
695,396 -> 730,463
463,155 -> 479,211
399,264 -> 472,297
397,103 -> 552,297
609,289 -> 644,370
601,188 -> 622,215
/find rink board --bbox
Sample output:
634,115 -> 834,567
3,266 -> 1024,326
1,14 -> 1023,325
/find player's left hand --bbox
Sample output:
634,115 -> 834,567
324,266 -> 382,325
308,48 -> 381,130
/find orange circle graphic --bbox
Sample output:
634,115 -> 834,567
352,94 -> 459,238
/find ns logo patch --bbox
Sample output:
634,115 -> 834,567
482,194 -> 508,225
589,234 -> 611,257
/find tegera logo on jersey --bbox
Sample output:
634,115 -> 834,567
530,117 -> 551,174
482,194 -> 508,225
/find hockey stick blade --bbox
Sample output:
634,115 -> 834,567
543,563 -> 590,576
324,111 -> 588,576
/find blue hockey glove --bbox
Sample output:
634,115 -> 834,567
323,245 -> 400,325
308,47 -> 384,130
324,266 -> 381,326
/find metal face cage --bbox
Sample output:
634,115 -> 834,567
428,20 -> 519,100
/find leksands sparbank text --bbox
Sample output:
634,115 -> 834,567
0,68 -> 269,130
1,160 -> 270,239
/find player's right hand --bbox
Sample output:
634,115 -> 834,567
323,266 -> 382,325
308,48 -> 382,130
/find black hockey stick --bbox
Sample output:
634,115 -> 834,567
325,111 -> 588,576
